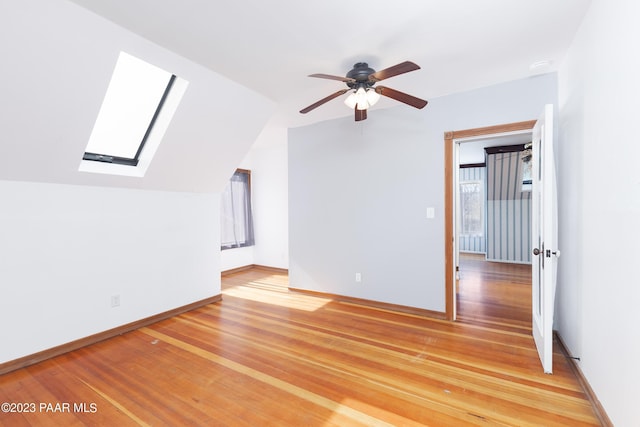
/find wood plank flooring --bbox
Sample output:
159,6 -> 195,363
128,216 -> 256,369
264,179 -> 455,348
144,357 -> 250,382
457,253 -> 532,334
0,266 -> 600,426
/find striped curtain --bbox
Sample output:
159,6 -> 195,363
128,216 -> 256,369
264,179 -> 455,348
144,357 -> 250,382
486,151 -> 532,264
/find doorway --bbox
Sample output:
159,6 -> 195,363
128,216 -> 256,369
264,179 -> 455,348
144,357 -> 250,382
444,120 -> 536,322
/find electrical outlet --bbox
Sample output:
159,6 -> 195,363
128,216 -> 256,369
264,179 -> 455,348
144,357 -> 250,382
111,295 -> 120,308
355,273 -> 362,283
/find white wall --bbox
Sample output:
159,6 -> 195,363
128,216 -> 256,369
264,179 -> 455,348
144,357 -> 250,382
0,180 -> 220,363
219,125 -> 289,271
0,0 -> 275,365
289,74 -> 557,311
556,0 -> 640,425
251,127 -> 289,269
220,246 -> 255,272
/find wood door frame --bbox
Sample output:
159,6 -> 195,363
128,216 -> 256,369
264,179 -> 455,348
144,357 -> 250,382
444,120 -> 537,321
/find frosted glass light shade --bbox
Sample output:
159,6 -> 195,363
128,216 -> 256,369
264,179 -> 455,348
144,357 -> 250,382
366,89 -> 380,106
345,87 -> 380,111
355,87 -> 368,110
344,92 -> 357,109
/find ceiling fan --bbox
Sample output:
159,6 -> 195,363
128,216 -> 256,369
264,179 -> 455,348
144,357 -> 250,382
300,61 -> 428,121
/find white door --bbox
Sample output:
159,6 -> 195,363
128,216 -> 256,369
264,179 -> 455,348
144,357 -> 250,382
531,104 -> 560,374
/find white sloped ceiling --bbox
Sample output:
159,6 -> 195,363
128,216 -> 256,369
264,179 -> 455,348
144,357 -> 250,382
0,0 -> 275,193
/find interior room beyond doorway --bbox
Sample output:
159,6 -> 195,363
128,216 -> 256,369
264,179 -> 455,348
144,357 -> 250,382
456,131 -> 534,330
456,253 -> 532,333
445,120 -> 536,322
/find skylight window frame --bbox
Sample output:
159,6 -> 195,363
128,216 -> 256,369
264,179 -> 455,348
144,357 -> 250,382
79,52 -> 189,178
83,74 -> 176,167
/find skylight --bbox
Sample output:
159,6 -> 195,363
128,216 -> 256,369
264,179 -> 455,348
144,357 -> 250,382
80,52 -> 188,177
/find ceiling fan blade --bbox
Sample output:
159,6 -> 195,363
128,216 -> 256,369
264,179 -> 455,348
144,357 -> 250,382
300,89 -> 349,114
308,73 -> 356,83
369,61 -> 420,82
355,108 -> 367,121
375,86 -> 428,109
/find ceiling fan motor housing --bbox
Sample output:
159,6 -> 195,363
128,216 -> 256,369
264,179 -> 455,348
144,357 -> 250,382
346,62 -> 376,89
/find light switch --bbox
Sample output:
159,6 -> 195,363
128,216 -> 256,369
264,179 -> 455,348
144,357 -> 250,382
426,207 -> 435,219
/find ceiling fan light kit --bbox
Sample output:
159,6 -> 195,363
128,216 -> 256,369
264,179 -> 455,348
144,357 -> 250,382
300,61 -> 428,121
344,86 -> 380,110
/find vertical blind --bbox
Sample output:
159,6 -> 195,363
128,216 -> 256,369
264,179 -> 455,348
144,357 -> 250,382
221,170 -> 255,249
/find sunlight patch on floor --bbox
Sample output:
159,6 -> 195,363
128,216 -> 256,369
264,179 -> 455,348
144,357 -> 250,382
223,285 -> 331,312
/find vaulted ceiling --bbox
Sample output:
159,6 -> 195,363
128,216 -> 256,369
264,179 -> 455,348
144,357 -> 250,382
68,0 -> 591,127
0,0 -> 591,192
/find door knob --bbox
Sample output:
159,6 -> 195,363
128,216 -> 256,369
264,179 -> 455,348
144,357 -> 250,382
533,248 -> 541,256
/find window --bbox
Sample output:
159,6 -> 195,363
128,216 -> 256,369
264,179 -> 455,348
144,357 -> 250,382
79,52 -> 188,177
460,181 -> 484,235
221,169 -> 255,250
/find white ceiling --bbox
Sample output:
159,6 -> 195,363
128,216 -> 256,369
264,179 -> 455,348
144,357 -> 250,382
0,0 -> 592,193
67,0 -> 591,127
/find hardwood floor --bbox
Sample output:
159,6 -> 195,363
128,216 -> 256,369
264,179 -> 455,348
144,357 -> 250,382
0,266 -> 600,426
457,253 -> 532,334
